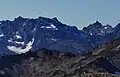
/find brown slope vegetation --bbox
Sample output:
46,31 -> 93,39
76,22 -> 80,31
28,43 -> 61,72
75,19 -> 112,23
0,38 -> 120,77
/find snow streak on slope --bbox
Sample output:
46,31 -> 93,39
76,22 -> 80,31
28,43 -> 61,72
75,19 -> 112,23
41,24 -> 58,30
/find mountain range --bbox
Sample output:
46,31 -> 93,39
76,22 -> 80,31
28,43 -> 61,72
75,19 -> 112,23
0,16 -> 120,54
0,16 -> 120,77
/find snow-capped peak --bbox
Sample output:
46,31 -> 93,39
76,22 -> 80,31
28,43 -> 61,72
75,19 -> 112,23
82,22 -> 113,36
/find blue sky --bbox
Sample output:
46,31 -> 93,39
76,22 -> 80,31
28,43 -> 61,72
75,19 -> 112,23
0,0 -> 120,29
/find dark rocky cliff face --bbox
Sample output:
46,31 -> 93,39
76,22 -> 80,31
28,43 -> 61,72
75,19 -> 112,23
0,16 -> 120,55
0,16 -> 93,54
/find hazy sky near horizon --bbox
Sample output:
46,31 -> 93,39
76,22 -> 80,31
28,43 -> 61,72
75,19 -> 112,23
0,0 -> 120,29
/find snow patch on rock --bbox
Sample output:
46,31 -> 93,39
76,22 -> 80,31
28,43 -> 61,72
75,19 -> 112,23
15,35 -> 22,39
51,38 -> 57,41
104,26 -> 108,29
41,24 -> 58,30
7,38 -> 34,54
15,41 -> 24,45
0,34 -> 4,37
8,39 -> 13,43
